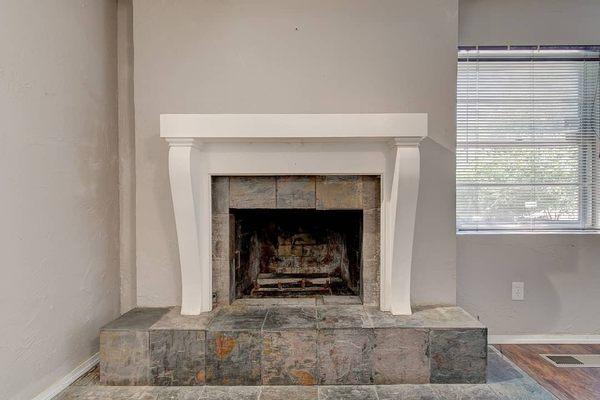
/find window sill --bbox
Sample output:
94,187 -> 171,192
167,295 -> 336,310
457,230 -> 600,236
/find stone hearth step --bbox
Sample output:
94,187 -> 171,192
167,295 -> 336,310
99,303 -> 487,386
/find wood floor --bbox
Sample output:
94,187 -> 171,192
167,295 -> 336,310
496,344 -> 600,400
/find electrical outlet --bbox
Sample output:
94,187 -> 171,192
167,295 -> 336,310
512,282 -> 524,301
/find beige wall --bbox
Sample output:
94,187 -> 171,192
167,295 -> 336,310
458,0 -> 600,335
459,0 -> 600,46
118,0 -> 137,313
131,0 -> 458,308
0,1 -> 119,399
458,235 -> 600,335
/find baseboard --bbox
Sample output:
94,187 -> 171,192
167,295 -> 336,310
31,352 -> 99,400
489,334 -> 600,344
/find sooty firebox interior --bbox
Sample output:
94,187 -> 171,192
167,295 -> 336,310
231,209 -> 362,299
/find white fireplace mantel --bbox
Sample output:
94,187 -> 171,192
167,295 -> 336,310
160,113 -> 427,315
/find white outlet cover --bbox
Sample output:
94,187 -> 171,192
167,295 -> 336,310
512,282 -> 524,301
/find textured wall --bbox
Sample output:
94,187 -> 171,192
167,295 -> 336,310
459,0 -> 600,46
458,235 -> 600,335
0,1 -> 119,399
458,0 -> 600,335
132,0 -> 458,308
118,0 -> 137,313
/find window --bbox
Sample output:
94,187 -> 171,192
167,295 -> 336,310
457,46 -> 600,232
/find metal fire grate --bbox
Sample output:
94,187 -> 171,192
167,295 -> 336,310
541,354 -> 600,368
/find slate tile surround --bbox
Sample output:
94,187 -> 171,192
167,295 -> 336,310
99,304 -> 487,386
211,175 -> 381,307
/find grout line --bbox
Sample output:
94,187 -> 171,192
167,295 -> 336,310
260,309 -> 269,332
259,309 -> 268,388
373,384 -> 381,400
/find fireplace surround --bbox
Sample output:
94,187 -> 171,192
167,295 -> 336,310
160,113 -> 427,315
211,175 -> 381,305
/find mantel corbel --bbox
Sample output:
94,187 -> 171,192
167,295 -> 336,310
387,135 -> 423,315
167,137 -> 211,315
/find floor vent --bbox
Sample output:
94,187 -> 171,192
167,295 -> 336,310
541,354 -> 600,368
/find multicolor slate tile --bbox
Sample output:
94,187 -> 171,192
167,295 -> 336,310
211,177 -> 230,214
376,384 -> 438,400
322,295 -> 361,305
212,258 -> 230,307
101,308 -> 170,331
261,330 -> 317,385
211,214 -> 230,261
316,305 -> 372,329
319,386 -> 378,400
317,329 -> 375,385
99,306 -> 489,387
433,384 -> 499,399
205,330 -> 262,385
366,306 -> 426,328
372,328 -> 430,384
150,307 -> 214,331
416,306 -> 486,329
149,330 -> 206,385
229,177 -> 276,209
361,176 -> 381,210
430,328 -> 487,384
315,176 -> 362,209
276,176 -> 316,208
262,307 -> 317,331
99,330 -> 150,385
203,386 -> 261,400
155,386 -> 204,400
362,209 -> 381,306
62,346 -> 555,399
207,306 -> 267,331
261,386 -> 318,400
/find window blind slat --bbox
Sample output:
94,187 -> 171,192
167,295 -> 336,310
457,48 -> 600,231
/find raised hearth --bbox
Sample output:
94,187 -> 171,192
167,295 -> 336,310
100,302 -> 487,386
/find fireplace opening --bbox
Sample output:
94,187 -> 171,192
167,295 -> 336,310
231,209 -> 362,299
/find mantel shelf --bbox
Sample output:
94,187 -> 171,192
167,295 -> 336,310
160,113 -> 427,141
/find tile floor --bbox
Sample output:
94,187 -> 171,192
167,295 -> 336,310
55,347 -> 556,399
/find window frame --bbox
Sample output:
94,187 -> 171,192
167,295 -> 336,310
456,46 -> 600,233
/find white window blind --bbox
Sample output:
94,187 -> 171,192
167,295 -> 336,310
457,47 -> 600,231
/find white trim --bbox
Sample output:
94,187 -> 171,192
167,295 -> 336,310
32,353 -> 98,400
160,113 -> 427,140
489,335 -> 600,344
161,113 -> 428,316
457,230 -> 600,235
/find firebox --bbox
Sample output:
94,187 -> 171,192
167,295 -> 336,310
211,175 -> 381,307
231,209 -> 362,299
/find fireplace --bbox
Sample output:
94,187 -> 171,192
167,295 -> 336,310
211,175 -> 380,306
101,115 -> 487,389
232,209 -> 362,298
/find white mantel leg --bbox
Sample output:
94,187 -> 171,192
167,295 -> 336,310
388,138 -> 422,315
167,138 -> 211,315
